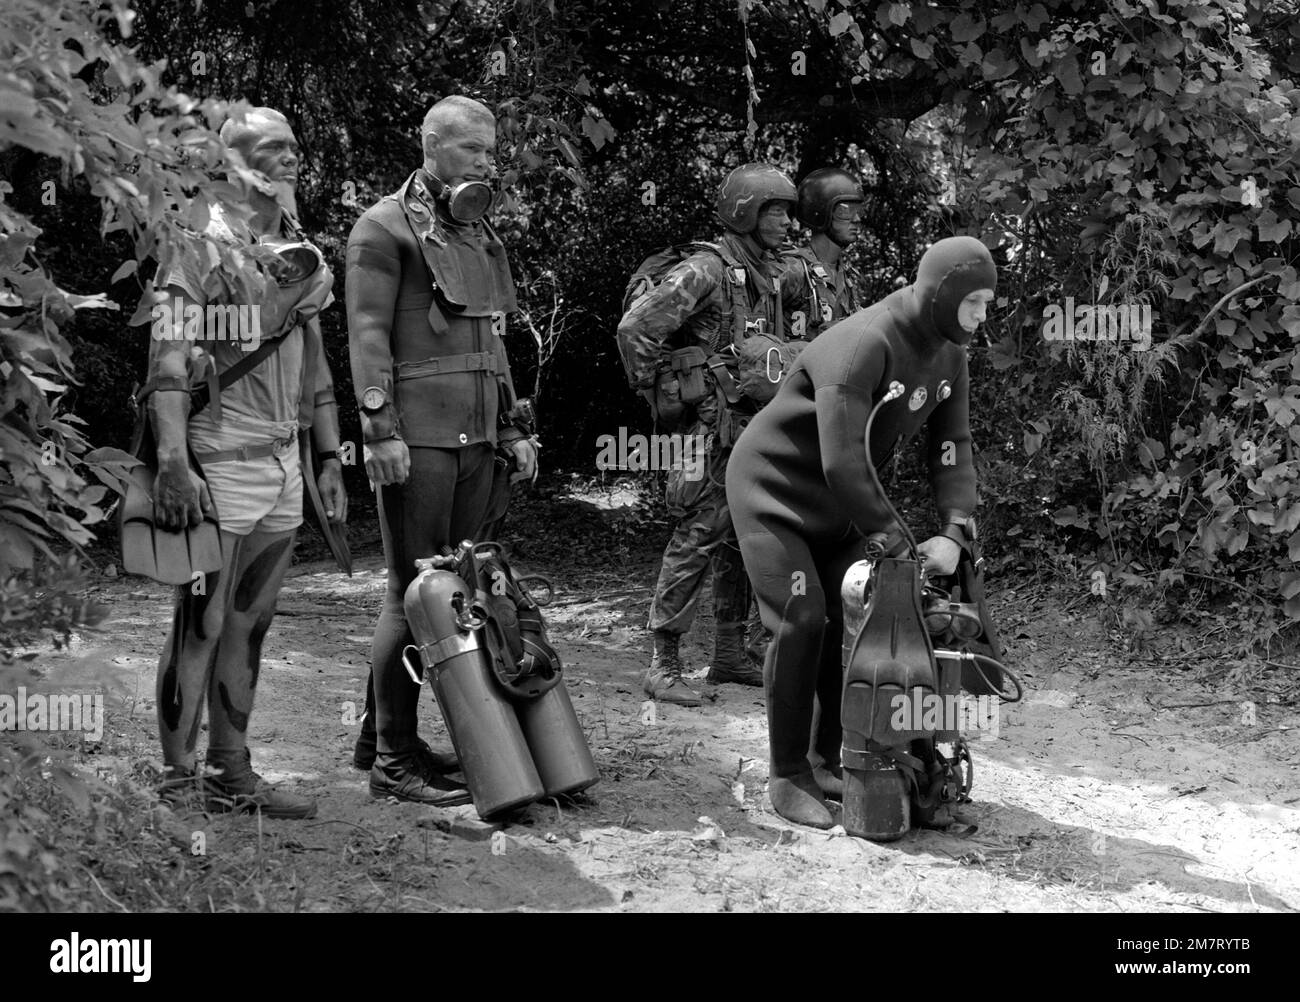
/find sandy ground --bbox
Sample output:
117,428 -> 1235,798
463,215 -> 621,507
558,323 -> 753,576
26,520 -> 1300,913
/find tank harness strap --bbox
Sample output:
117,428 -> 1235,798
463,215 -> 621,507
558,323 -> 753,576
418,631 -> 482,670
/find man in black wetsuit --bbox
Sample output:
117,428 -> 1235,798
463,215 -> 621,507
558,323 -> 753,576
725,236 -> 997,829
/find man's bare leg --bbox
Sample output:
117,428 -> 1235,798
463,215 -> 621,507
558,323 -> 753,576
202,526 -> 315,818
156,532 -> 243,803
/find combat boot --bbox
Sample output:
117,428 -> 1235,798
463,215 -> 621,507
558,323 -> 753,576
370,748 -> 472,807
706,625 -> 763,686
157,764 -> 207,813
642,630 -> 701,706
204,748 -> 317,820
354,726 -> 461,778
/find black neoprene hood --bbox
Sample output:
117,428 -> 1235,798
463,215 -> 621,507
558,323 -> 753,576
912,236 -> 998,346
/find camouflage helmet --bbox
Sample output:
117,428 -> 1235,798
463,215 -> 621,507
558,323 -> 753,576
715,163 -> 797,234
797,167 -> 865,232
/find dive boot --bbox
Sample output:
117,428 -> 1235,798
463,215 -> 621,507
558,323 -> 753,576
642,631 -> 701,706
769,771 -> 835,830
811,762 -> 844,800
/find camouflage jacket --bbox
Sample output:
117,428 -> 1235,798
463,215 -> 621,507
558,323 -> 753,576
616,233 -> 784,390
780,244 -> 860,340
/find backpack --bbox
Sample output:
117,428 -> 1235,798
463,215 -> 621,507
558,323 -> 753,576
618,242 -> 788,407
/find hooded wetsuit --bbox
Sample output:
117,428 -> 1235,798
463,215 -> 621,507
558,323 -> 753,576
725,236 -> 996,800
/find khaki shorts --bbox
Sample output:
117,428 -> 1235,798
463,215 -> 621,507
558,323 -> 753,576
190,415 -> 303,536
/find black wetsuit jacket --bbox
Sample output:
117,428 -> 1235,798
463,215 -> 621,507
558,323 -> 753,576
728,236 -> 996,542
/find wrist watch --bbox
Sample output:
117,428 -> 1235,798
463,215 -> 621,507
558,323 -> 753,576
360,386 -> 387,412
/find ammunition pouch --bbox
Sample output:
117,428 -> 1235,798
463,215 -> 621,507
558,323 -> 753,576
646,346 -> 711,431
716,405 -> 752,450
649,366 -> 685,430
671,345 -> 710,404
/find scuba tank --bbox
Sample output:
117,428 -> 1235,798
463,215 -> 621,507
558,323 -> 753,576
470,541 -> 600,800
403,562 -> 544,819
516,686 -> 600,798
402,541 -> 599,820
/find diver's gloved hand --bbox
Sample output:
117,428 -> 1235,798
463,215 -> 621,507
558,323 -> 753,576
917,535 -> 961,575
154,457 -> 213,532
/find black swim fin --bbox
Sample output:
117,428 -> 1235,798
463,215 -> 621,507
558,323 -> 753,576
118,455 -> 223,586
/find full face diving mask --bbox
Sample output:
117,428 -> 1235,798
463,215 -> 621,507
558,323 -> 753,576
255,237 -> 334,341
427,172 -> 494,224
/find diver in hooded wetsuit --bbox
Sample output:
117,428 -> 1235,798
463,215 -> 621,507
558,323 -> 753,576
725,236 -> 997,829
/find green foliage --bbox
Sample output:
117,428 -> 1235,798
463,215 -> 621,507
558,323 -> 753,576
1,0 -> 323,656
928,0 -> 1300,631
11,0 -> 1300,644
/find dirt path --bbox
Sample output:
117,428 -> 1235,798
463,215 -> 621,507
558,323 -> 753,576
33,546 -> 1300,913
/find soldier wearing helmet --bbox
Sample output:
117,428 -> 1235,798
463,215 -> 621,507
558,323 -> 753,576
782,168 -> 867,340
616,163 -> 797,706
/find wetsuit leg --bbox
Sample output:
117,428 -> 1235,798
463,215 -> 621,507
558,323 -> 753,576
735,519 -> 837,827
367,445 -> 494,756
156,531 -> 243,770
807,540 -> 864,793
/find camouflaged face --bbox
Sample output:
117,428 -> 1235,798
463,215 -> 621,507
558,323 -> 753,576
715,164 -> 797,234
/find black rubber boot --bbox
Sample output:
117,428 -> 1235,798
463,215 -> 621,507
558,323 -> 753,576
706,625 -> 763,686
769,773 -> 834,829
766,622 -> 833,829
808,635 -> 845,800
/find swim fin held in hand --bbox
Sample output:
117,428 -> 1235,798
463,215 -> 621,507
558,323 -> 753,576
118,418 -> 223,586
119,461 -> 223,585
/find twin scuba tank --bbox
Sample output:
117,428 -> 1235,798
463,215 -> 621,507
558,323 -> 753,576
402,541 -> 598,819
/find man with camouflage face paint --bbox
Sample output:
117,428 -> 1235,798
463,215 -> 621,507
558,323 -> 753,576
782,167 -> 866,340
146,106 -> 344,819
616,164 -> 797,706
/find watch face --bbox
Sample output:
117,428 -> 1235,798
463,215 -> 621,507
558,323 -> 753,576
362,387 -> 386,410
